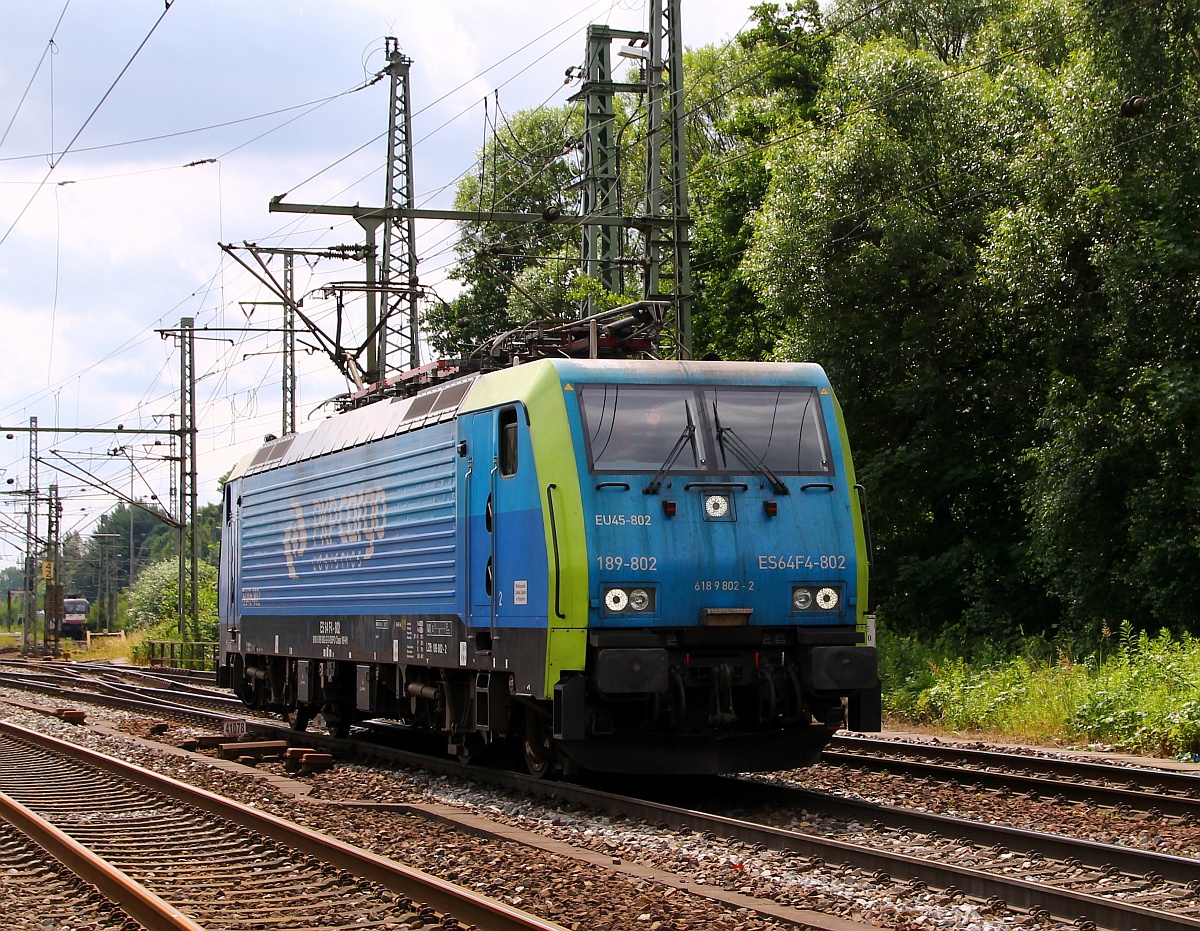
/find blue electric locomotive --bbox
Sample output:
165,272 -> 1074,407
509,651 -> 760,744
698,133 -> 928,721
218,358 -> 879,774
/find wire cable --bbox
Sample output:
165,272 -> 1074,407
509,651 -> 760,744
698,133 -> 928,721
0,1 -> 72,152
0,1 -> 177,249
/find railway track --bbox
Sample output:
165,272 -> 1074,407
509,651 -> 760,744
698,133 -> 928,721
0,815 -> 138,930
0,666 -> 256,728
0,661 -> 242,713
5,663 -> 1200,930
0,720 -> 565,931
826,733 -> 1200,818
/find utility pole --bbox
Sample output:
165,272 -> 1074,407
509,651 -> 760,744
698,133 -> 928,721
266,33 -> 688,385
380,38 -> 421,376
183,317 -> 197,640
563,3 -> 695,357
580,26 -> 644,303
268,53 -> 679,382
92,533 -> 121,632
663,0 -> 694,356
3,420 -> 182,648
282,252 -> 296,436
44,483 -> 62,655
220,242 -> 371,416
167,413 -> 178,559
642,0 -> 693,358
173,318 -> 198,639
128,452 -> 135,589
23,416 -> 37,654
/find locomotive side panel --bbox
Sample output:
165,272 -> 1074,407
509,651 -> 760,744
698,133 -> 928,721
458,404 -> 553,698
457,362 -> 593,695
233,421 -> 460,664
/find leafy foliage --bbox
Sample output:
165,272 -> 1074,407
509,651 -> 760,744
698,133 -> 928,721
125,556 -> 216,642
886,624 -> 1200,757
738,0 -> 1200,647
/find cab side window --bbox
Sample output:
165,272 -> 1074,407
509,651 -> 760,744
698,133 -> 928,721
499,407 -> 519,477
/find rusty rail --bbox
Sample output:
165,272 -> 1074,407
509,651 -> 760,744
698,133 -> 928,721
0,787 -> 203,931
0,720 -> 566,931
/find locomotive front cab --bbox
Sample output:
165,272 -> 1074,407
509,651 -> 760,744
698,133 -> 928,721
554,360 -> 879,773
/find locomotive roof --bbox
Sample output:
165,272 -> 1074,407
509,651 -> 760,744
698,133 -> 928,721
229,373 -> 481,480
228,358 -> 831,480
540,358 -> 829,386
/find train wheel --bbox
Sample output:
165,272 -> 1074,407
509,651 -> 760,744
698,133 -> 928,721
522,710 -> 554,779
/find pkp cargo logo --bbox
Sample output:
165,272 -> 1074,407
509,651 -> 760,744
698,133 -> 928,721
282,488 -> 386,578
282,505 -> 307,579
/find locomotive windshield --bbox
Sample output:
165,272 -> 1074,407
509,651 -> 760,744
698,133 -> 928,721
704,386 -> 830,475
577,383 -> 832,475
578,385 -> 706,473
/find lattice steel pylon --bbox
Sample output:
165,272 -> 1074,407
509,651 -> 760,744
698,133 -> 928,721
44,483 -> 61,655
22,416 -> 37,654
282,252 -> 296,435
379,38 -> 421,377
644,0 -> 693,358
581,25 -> 633,301
178,317 -> 197,640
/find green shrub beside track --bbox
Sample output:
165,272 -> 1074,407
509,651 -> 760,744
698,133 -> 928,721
880,621 -> 1200,759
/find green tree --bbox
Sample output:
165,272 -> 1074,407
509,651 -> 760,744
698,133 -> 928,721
686,3 -> 832,360
0,565 -> 21,592
424,105 -> 583,355
126,556 -> 217,642
980,0 -> 1200,636
64,502 -> 176,602
828,0 -> 1009,62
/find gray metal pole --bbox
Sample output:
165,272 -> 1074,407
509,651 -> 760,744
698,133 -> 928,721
283,253 -> 296,436
645,0 -> 665,306
356,220 -> 381,383
22,416 -> 37,654
186,321 -> 198,638
380,40 -> 421,376
665,0 -> 693,357
581,26 -> 627,304
178,318 -> 197,640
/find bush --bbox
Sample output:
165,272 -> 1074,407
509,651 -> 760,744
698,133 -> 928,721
126,557 -> 217,642
1067,625 -> 1200,756
884,621 -> 1200,758
877,614 -> 940,720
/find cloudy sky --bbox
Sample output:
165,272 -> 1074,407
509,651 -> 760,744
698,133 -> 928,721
0,0 -> 756,567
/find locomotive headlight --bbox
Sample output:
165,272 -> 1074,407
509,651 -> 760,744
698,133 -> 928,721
792,588 -> 813,611
704,494 -> 730,518
816,587 -> 839,610
629,588 -> 651,612
604,588 -> 629,612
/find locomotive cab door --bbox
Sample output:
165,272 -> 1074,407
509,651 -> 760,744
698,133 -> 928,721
465,411 -> 498,631
463,405 -> 546,648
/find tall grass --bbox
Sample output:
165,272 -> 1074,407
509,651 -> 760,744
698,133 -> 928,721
880,620 -> 1200,759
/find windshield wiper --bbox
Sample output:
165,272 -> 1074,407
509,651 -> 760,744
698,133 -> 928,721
643,402 -> 697,495
712,401 -> 789,495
